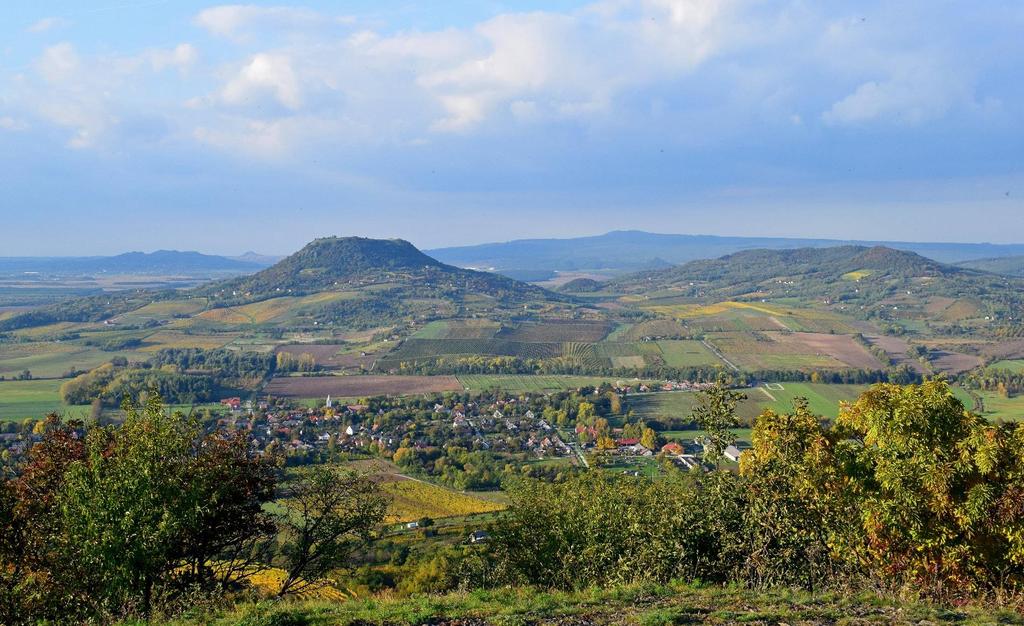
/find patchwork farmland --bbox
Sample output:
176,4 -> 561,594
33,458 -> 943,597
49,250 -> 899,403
264,375 -> 463,398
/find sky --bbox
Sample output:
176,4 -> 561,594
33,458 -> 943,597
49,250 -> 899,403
1,0 -> 1022,255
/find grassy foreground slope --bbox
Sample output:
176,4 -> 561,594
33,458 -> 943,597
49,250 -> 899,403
159,583 -> 1023,625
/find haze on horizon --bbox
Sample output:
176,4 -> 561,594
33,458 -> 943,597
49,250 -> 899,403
1,0 -> 1022,256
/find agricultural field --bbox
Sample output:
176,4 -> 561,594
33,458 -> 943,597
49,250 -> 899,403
457,374 -> 647,393
137,330 -> 234,352
643,300 -> 859,335
264,375 -> 463,398
968,389 -> 1024,421
0,342 -> 117,379
412,319 -> 500,340
381,478 -> 506,523
495,320 -> 612,343
379,338 -> 564,364
617,319 -> 690,340
0,379 -> 90,421
629,383 -> 869,426
990,359 -> 1024,373
196,292 -> 358,326
755,382 -> 867,418
655,340 -> 723,367
628,391 -> 765,424
705,331 -> 881,371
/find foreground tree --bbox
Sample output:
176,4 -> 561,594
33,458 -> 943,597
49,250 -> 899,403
0,396 -> 279,623
275,465 -> 389,596
836,380 -> 1024,596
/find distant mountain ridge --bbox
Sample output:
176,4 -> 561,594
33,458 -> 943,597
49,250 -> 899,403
427,230 -> 1024,275
0,250 -> 270,274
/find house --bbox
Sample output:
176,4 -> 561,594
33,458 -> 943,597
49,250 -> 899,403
676,454 -> 701,470
406,521 -> 420,530
220,397 -> 242,410
469,530 -> 489,544
627,443 -> 653,456
660,442 -> 684,456
724,445 -> 745,463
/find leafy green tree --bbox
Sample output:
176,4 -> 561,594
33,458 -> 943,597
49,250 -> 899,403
691,384 -> 747,467
740,398 -> 852,589
0,396 -> 279,622
836,380 -> 1024,595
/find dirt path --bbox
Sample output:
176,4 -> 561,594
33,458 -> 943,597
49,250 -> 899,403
701,339 -> 740,372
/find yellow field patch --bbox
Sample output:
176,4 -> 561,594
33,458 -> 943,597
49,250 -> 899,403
198,292 -> 358,325
382,480 -> 505,523
842,269 -> 873,281
127,298 -> 208,318
11,322 -> 82,338
648,300 -> 790,318
244,567 -> 351,601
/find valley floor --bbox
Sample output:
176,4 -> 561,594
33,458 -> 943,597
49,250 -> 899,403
159,583 -> 1024,625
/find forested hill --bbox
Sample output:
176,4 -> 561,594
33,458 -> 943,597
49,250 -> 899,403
0,237 -> 560,331
202,236 -> 554,302
614,245 -> 1024,315
958,255 -> 1024,277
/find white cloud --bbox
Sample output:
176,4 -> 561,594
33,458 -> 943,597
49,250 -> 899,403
146,43 -> 199,72
6,1 -> 1017,159
21,42 -> 200,148
27,16 -> 70,34
0,117 -> 29,132
195,5 -> 350,41
36,42 -> 80,83
221,53 -> 302,109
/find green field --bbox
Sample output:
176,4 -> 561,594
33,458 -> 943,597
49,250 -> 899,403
662,428 -> 754,447
0,342 -> 118,379
656,340 -> 722,367
630,383 -> 869,425
990,359 -> 1024,373
756,383 -> 868,419
969,389 -> 1024,421
0,379 -> 90,421
456,374 -> 644,393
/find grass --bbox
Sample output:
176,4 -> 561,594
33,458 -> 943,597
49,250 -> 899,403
157,581 -> 1024,625
0,379 -> 90,421
969,389 -> 1024,422
757,383 -> 867,419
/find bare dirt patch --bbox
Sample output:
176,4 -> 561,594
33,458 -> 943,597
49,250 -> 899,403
864,334 -> 929,374
931,351 -> 984,374
771,332 -> 885,370
265,375 -> 463,398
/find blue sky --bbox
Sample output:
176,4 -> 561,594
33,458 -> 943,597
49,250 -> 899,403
1,1 -> 1022,255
